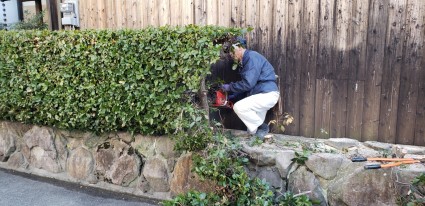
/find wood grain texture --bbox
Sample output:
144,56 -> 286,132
271,0 -> 286,115
283,0 -> 302,135
299,0 -> 319,137
362,0 -> 388,141
378,0 -> 407,143
396,0 -> 423,145
245,0 -> 259,49
317,0 -> 335,79
315,78 -> 332,138
347,80 -> 365,140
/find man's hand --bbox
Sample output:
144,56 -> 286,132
221,84 -> 231,92
228,94 -> 236,100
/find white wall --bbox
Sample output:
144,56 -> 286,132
1,0 -> 20,28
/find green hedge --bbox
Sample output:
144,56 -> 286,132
0,25 -> 243,135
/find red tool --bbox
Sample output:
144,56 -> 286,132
352,156 -> 422,169
211,89 -> 233,109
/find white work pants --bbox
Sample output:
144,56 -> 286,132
233,91 -> 279,134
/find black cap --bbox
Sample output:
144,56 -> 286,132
235,36 -> 247,48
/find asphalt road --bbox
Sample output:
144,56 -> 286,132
0,168 -> 159,206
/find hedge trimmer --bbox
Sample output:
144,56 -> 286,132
211,89 -> 233,109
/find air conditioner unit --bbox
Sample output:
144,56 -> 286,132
60,0 -> 79,27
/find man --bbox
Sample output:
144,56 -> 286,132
221,38 -> 279,140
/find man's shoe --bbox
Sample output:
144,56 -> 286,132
255,123 -> 269,139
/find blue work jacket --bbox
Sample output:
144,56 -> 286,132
229,50 -> 278,96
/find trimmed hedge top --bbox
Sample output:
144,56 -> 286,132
0,25 -> 243,134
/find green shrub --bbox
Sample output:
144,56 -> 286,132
162,191 -> 221,206
11,10 -> 48,30
398,173 -> 425,205
164,133 -> 274,205
163,133 -> 316,206
0,25 -> 243,136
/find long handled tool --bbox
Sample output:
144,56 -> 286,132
352,156 -> 422,169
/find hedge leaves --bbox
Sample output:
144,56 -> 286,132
0,25 -> 243,135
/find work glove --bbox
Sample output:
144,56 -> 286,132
228,92 -> 246,101
221,84 -> 231,92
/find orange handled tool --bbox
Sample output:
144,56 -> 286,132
351,156 -> 422,169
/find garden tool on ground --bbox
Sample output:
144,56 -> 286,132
211,89 -> 233,109
352,156 -> 423,169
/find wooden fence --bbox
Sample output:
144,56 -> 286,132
77,0 -> 425,146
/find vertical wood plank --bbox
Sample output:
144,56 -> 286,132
317,0 -> 335,79
349,0 -> 369,81
206,0 -> 218,25
194,0 -> 207,25
330,80 -> 347,138
78,0 -> 86,29
35,0 -> 42,14
270,0 -> 287,133
106,0 -> 116,29
148,0 -> 158,26
128,0 -> 138,28
79,0 -> 91,29
181,0 -> 194,25
346,0 -> 370,139
284,0 -> 302,135
218,0 -> 231,27
52,0 -> 61,30
90,0 -> 97,28
122,0 -> 129,28
397,0 -> 423,145
362,0 -> 388,141
97,0 -> 107,29
347,80 -> 365,140
314,78 -> 332,138
158,0 -> 171,26
378,0 -> 407,143
416,67 -> 425,145
115,0 -> 124,28
245,0 -> 259,49
230,0 -> 245,27
257,0 -> 274,127
258,0 -> 273,58
332,0 -> 350,80
414,1 -> 425,146
170,0 -> 181,26
137,0 -> 149,28
299,0 -> 319,137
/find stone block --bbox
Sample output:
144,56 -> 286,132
324,138 -> 359,150
275,150 -> 295,178
105,153 -> 141,186
7,152 -> 28,168
30,146 -> 62,173
242,143 -> 278,166
288,166 -> 327,206
67,147 -> 95,180
305,153 -> 344,180
131,135 -> 176,159
142,156 -> 169,192
170,153 -> 216,196
0,128 -> 16,162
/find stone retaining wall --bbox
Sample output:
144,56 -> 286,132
1,121 -> 425,205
